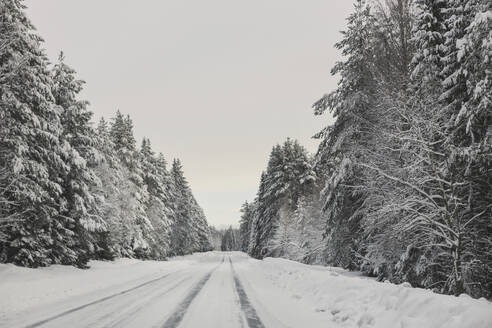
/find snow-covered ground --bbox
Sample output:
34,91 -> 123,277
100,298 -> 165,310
0,252 -> 491,328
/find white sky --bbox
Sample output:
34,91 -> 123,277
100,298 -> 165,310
26,0 -> 353,228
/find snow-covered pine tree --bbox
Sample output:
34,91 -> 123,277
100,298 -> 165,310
250,139 -> 315,259
110,111 -> 137,168
152,152 -> 175,257
312,0 -> 377,270
169,159 -> 195,256
140,138 -> 173,259
91,117 -> 135,258
411,0 -> 448,88
249,147 -> 282,259
190,202 -> 212,252
437,0 -> 492,296
110,112 -> 152,258
238,201 -> 255,252
247,176 -> 264,256
51,52 -> 105,265
169,159 -> 212,255
371,0 -> 414,86
0,0 -> 80,266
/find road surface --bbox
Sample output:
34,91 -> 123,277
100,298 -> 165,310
2,253 -> 287,328
2,252 -> 492,328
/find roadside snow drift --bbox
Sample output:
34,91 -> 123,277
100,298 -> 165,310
235,256 -> 492,328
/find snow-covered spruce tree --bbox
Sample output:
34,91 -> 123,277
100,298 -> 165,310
169,159 -> 202,256
238,201 -> 255,252
110,112 -> 152,258
92,117 -> 137,258
337,1 -> 419,278
410,0 -> 448,87
139,139 -> 173,259
0,0 -> 83,266
188,194 -> 212,252
437,0 -> 492,297
51,52 -> 106,264
110,111 -> 138,169
371,0 -> 414,86
249,139 -> 315,259
246,175 -> 264,256
401,0 -> 476,296
312,0 -> 378,270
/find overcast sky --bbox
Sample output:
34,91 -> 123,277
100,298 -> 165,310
26,0 -> 353,228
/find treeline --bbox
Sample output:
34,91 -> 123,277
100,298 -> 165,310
220,227 -> 241,251
0,0 -> 212,268
208,226 -> 241,251
239,0 -> 492,299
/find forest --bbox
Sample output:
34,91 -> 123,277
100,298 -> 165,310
0,0 -> 212,268
1,0 -> 491,301
238,0 -> 492,299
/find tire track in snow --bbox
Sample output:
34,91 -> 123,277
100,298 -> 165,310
23,268 -> 186,328
104,275 -> 193,328
229,257 -> 266,328
161,256 -> 225,328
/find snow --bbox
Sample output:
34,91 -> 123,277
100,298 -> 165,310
1,252 -> 491,328
236,256 -> 492,328
0,257 -> 192,319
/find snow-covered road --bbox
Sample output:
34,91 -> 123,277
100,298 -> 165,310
1,252 -> 491,328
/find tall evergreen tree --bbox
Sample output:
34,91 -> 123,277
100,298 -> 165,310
110,112 -> 151,258
140,138 -> 173,259
169,159 -> 195,256
93,117 -> 137,258
51,52 -> 105,265
438,0 -> 492,295
312,0 -> 378,269
250,139 -> 315,259
0,0 -> 78,266
238,201 -> 254,252
410,0 -> 448,87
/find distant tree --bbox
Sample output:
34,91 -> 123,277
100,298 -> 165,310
208,226 -> 223,251
221,226 -> 240,251
169,159 -> 211,255
238,201 -> 255,252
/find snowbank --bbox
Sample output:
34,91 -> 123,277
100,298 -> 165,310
237,256 -> 492,328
